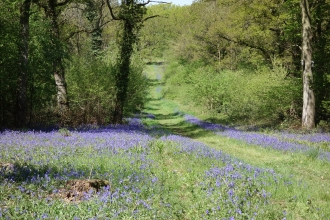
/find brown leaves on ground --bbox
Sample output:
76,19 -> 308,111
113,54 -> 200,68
1,162 -> 111,203
0,162 -> 15,173
51,179 -> 111,203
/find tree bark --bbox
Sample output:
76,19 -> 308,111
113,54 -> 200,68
112,19 -> 134,124
48,0 -> 69,112
84,0 -> 104,56
15,0 -> 31,128
313,0 -> 329,122
106,0 -> 153,124
301,0 -> 315,129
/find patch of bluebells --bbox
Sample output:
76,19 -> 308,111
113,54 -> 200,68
0,117 -> 155,184
0,118 -> 286,218
0,123 -> 158,218
219,131 -> 330,160
0,129 -> 153,168
145,113 -> 156,119
184,114 -> 230,131
272,131 -> 330,143
184,114 -> 330,161
160,135 -> 280,218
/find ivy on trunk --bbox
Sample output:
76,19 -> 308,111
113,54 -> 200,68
106,0 -> 159,124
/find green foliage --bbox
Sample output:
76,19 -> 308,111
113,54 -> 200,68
164,58 -> 301,125
125,57 -> 149,114
28,11 -> 57,123
0,0 -> 150,127
66,55 -> 116,124
66,51 -> 149,125
0,3 -> 19,127
140,4 -> 190,59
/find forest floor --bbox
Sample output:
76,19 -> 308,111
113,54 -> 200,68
142,63 -> 330,219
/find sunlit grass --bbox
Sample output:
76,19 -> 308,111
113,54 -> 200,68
142,63 -> 330,219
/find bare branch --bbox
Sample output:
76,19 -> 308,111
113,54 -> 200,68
64,20 -> 111,41
97,0 -> 108,28
106,0 -> 120,20
137,0 -> 170,6
142,14 -> 160,22
153,1 -> 171,4
65,29 -> 87,40
99,20 -> 112,29
137,0 -> 151,6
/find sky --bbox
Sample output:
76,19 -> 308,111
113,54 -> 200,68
169,0 -> 194,5
152,0 -> 193,6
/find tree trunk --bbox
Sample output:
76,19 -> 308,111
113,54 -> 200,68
15,0 -> 31,128
48,0 -> 69,112
301,0 -> 315,129
313,0 -> 329,123
54,67 -> 69,111
106,0 -> 150,124
85,0 -> 104,56
112,20 -> 134,124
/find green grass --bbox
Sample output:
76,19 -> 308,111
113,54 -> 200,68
142,62 -> 330,219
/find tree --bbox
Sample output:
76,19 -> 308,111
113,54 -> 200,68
106,0 -> 160,124
83,0 -> 107,56
15,0 -> 32,128
0,1 -> 20,128
312,0 -> 330,123
39,0 -> 70,113
301,0 -> 315,129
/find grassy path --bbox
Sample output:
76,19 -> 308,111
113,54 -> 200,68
143,63 -> 330,219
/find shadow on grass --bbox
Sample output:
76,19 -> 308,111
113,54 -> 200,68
204,116 -> 279,131
149,113 -> 214,139
143,105 -> 160,111
0,162 -> 61,184
152,112 -> 182,120
162,121 -> 212,139
148,78 -> 165,86
146,61 -> 165,65
0,159 -> 143,187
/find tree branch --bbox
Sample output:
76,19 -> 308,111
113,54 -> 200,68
64,20 -> 111,41
137,0 -> 170,6
217,33 -> 272,61
106,0 -> 120,20
142,15 -> 160,22
137,0 -> 151,6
